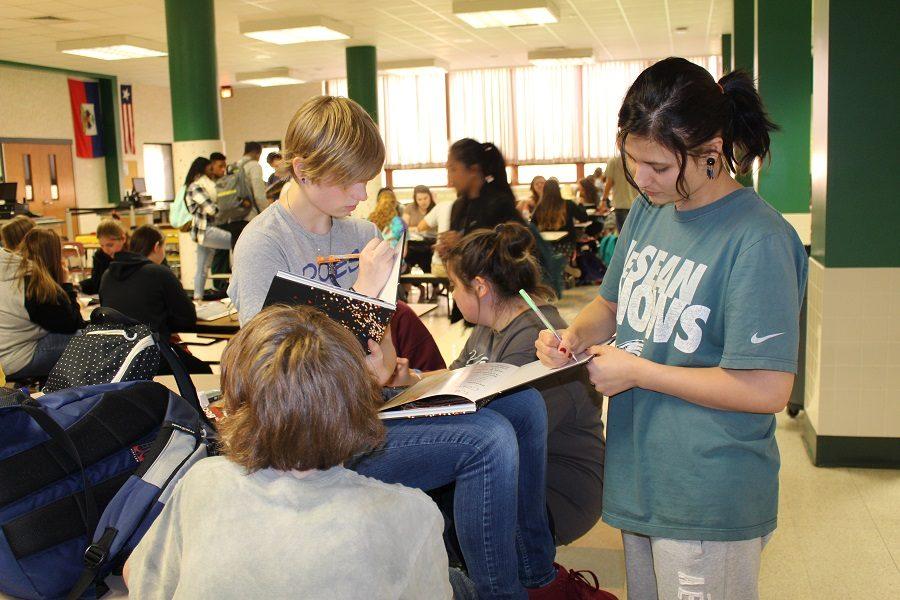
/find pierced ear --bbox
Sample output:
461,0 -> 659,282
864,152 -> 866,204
292,157 -> 307,183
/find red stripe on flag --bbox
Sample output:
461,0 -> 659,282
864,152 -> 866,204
68,79 -> 91,158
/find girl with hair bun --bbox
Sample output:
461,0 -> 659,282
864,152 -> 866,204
443,222 -> 608,546
537,57 -> 808,598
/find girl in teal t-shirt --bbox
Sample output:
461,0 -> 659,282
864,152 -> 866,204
536,58 -> 807,600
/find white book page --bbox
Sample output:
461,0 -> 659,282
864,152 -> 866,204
491,352 -> 593,395
380,362 -> 519,411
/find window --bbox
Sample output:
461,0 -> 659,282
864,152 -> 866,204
256,141 -> 281,182
518,163 -> 578,184
584,162 -> 608,178
142,143 -> 174,201
514,65 -> 581,162
449,68 -> 516,161
390,167 -> 447,189
379,72 -> 448,168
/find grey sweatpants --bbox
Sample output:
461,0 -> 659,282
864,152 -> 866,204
622,531 -> 772,600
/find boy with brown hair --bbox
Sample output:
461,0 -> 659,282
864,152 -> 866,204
125,305 -> 454,598
80,218 -> 127,294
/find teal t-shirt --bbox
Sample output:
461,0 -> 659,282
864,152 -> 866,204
598,187 -> 808,542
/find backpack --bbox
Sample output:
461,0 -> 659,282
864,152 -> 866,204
42,308 -> 197,404
214,158 -> 259,224
0,380 -> 213,600
168,185 -> 192,230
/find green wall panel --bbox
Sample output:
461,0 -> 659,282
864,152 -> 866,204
345,46 -> 378,124
756,0 -> 812,214
812,0 -> 900,267
164,0 -> 219,141
722,34 -> 733,74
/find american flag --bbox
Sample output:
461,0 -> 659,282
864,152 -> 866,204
121,84 -> 135,155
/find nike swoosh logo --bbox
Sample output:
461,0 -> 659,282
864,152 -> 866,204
751,332 -> 785,344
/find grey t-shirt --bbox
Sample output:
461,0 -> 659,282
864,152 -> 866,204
128,457 -> 452,599
449,304 -> 606,544
228,201 -> 379,323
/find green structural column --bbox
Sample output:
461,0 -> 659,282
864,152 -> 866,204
733,0 -> 755,75
755,0 -> 812,215
164,0 -> 219,141
345,46 -> 378,124
802,0 -> 900,468
721,34 -> 733,74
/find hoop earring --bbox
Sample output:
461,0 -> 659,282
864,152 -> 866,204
706,157 -> 716,180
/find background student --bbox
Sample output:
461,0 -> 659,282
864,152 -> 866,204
78,218 -> 127,295
532,178 -> 589,240
99,225 -> 208,374
368,186 -> 403,234
125,305 -> 459,599
404,185 -> 437,276
184,156 -> 232,301
536,58 -> 806,600
0,215 -> 34,252
0,229 -> 83,381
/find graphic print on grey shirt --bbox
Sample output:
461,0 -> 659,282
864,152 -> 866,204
228,201 -> 379,323
450,304 -> 607,543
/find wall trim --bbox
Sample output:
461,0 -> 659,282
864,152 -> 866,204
0,138 -> 72,145
800,413 -> 900,469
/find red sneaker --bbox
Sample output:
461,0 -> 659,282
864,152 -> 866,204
527,563 -> 619,600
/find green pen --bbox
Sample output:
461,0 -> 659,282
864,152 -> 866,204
519,289 -> 564,344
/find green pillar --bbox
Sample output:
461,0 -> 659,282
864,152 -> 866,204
722,34 -> 733,74
755,0 -> 812,214
164,0 -> 219,141
345,46 -> 378,124
733,0 -> 755,75
733,0 -> 755,187
802,0 -> 900,468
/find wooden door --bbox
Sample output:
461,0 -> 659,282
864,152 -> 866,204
1,141 -> 77,230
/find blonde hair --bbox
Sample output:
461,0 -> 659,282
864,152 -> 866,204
96,218 -> 126,240
278,96 -> 385,186
218,305 -> 385,472
368,188 -> 399,231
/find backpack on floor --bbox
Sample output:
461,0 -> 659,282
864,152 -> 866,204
43,308 -> 202,412
0,380 -> 213,600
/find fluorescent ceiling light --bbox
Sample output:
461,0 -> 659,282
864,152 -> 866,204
240,16 -> 352,45
528,47 -> 594,66
57,35 -> 166,60
236,68 -> 306,87
379,58 -> 449,75
453,0 -> 559,28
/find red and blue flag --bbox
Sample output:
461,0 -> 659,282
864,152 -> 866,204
67,79 -> 104,158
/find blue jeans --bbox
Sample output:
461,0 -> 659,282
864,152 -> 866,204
7,332 -> 75,380
194,226 -> 232,299
351,388 -> 557,599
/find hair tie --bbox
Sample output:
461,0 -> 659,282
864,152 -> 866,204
717,82 -> 725,94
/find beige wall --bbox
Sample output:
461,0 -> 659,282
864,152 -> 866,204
0,65 -> 109,208
124,82 -> 174,182
220,82 -> 323,161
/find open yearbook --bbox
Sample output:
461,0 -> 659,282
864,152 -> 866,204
262,232 -> 405,347
378,352 -> 593,420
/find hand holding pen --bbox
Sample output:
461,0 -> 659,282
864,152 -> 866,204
521,290 -> 616,368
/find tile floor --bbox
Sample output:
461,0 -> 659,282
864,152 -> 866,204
419,285 -> 900,599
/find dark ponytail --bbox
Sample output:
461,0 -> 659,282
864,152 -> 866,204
446,222 -> 555,303
184,156 -> 211,188
449,138 -> 517,230
617,57 -> 778,198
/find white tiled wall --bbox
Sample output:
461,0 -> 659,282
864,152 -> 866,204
805,258 -> 900,437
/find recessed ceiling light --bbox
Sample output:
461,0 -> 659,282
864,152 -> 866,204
57,35 -> 166,60
528,47 -> 594,65
236,67 -> 306,87
674,26 -> 689,34
379,58 -> 449,75
240,16 -> 352,45
453,0 -> 560,29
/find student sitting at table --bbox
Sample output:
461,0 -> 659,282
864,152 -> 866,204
100,225 -> 209,374
403,184 -> 436,228
404,185 -> 437,276
394,222 -> 608,546
531,178 -> 589,241
0,215 -> 35,253
124,304 -> 463,599
368,186 -> 404,235
78,218 -> 128,295
0,229 -> 83,381
229,96 -> 611,599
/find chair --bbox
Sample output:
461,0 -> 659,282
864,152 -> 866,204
62,242 -> 89,285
